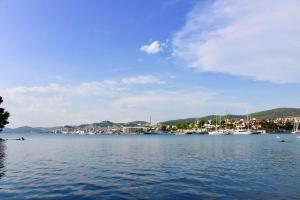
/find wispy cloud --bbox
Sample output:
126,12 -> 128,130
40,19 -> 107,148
111,90 -> 249,122
172,0 -> 300,83
1,81 -> 125,127
5,81 -> 120,97
1,81 -> 249,127
140,41 -> 163,54
122,75 -> 165,85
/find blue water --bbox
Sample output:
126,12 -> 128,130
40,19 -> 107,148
0,133 -> 299,200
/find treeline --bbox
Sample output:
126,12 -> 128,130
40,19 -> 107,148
159,119 -> 294,132
0,96 -> 10,132
259,120 -> 293,132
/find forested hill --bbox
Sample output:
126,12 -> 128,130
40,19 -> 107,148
250,108 -> 300,119
161,108 -> 300,126
2,121 -> 150,133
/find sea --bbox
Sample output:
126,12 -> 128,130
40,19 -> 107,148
0,133 -> 299,200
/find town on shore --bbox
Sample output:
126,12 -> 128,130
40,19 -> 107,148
4,108 -> 300,135
52,116 -> 300,135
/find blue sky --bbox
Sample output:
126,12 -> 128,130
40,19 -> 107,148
1,0 -> 300,127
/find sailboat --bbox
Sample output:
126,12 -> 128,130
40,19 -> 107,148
223,113 -> 234,135
233,112 -> 252,135
209,115 -> 219,135
209,115 -> 224,135
208,114 -> 233,135
292,118 -> 300,134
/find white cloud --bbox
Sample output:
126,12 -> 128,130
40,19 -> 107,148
111,90 -> 249,122
0,81 -> 249,127
172,0 -> 300,83
5,81 -> 120,98
140,41 -> 163,54
1,81 -> 125,127
122,75 -> 165,85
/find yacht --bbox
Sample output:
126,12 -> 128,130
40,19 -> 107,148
208,130 -> 223,135
233,129 -> 252,135
223,129 -> 234,135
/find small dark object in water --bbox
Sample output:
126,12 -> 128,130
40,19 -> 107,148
21,137 -> 25,140
280,140 -> 285,142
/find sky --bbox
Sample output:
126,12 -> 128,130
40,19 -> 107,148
1,0 -> 300,127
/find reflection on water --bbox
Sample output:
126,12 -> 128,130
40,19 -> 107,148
0,141 -> 6,180
0,134 -> 299,200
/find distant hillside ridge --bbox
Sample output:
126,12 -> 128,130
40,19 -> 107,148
250,108 -> 300,119
2,120 -> 150,134
161,108 -> 300,125
2,126 -> 49,134
77,120 -> 149,128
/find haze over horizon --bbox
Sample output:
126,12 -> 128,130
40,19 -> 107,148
1,0 -> 300,128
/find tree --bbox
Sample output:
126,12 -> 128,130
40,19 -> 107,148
0,96 -> 9,132
160,125 -> 167,131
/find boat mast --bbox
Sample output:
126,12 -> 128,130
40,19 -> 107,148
247,112 -> 250,131
215,115 -> 218,132
295,118 -> 299,132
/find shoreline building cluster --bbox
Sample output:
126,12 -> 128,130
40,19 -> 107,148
52,117 -> 300,135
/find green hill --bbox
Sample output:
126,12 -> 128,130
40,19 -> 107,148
250,108 -> 300,119
77,121 -> 120,128
78,120 -> 149,128
161,108 -> 300,125
124,121 -> 150,127
161,115 -> 244,126
2,126 -> 49,134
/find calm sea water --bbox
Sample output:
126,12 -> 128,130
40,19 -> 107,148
0,133 -> 299,200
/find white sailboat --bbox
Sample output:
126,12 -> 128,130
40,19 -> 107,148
233,112 -> 252,135
209,115 -> 218,135
209,115 -> 223,135
233,129 -> 252,135
292,118 -> 300,134
208,114 -> 232,135
223,113 -> 234,135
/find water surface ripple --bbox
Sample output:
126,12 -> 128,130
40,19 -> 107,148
0,134 -> 299,200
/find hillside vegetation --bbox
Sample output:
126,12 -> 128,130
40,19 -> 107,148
161,108 -> 300,126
